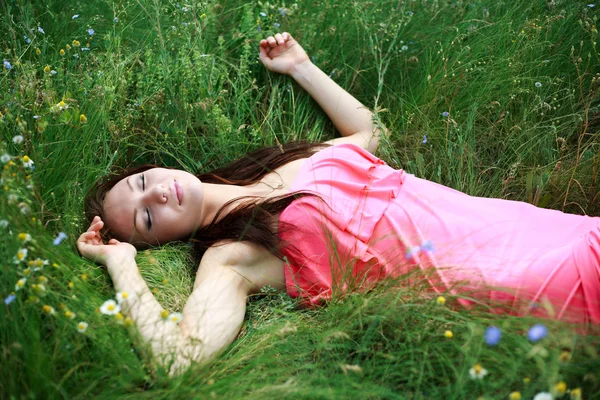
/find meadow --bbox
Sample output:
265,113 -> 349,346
1,0 -> 600,398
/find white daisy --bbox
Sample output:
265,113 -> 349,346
15,278 -> 27,291
1,153 -> 10,163
77,321 -> 88,333
116,291 -> 134,304
469,363 -> 488,380
168,312 -> 183,324
12,135 -> 24,144
533,393 -> 552,400
100,299 -> 121,315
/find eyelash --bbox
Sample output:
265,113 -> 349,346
141,173 -> 152,230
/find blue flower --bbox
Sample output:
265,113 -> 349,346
72,14 -> 79,19
273,22 -> 280,28
535,82 -> 542,88
484,326 -> 502,345
587,4 -> 595,7
442,111 -> 449,117
260,11 -> 267,17
114,17 -> 119,23
407,11 -> 414,16
4,294 -> 16,305
527,324 -> 548,342
87,28 -> 94,36
420,240 -> 434,252
4,60 -> 12,70
37,26 -> 45,34
53,232 -> 68,246
24,35 -> 31,44
421,135 -> 427,144
279,8 -> 287,16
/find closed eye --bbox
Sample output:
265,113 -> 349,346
146,208 -> 152,230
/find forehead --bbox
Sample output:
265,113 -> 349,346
103,175 -> 138,242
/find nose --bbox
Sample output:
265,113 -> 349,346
142,184 -> 167,205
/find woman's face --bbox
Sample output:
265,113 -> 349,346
103,168 -> 205,245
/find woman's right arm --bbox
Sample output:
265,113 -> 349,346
77,218 -> 249,376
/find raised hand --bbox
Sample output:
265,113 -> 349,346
259,32 -> 310,75
77,216 -> 137,267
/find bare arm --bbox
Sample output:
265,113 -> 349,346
260,32 -> 388,153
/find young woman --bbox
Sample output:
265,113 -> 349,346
78,32 -> 600,376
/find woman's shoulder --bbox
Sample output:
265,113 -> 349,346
202,240 -> 278,268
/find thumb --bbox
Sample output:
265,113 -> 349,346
259,45 -> 272,67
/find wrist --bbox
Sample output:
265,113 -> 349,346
290,59 -> 315,81
106,256 -> 137,275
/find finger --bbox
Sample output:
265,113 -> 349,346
259,39 -> 268,47
275,33 -> 284,45
259,45 -> 271,66
87,219 -> 104,232
267,36 -> 276,46
283,32 -> 291,41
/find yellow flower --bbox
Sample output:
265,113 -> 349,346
72,40 -> 81,47
123,317 -> 134,327
559,350 -> 571,362
59,49 -> 65,56
79,114 -> 87,123
38,276 -> 48,283
42,305 -> 55,315
555,381 -> 567,395
509,391 -> 521,400
523,377 -> 531,384
80,274 -> 87,281
115,312 -> 125,324
152,288 -> 159,294
64,310 -> 76,319
59,101 -> 65,108
35,48 -> 41,55
160,309 -> 170,319
436,296 -> 446,305
200,13 -> 206,19
66,44 -> 71,50
570,388 -> 582,400
23,155 -> 31,163
44,65 -> 51,73
444,330 -> 453,338
31,284 -> 46,294
68,281 -> 74,289
24,268 -> 31,276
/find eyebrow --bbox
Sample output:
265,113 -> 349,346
128,177 -> 140,235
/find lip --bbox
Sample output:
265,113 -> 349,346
170,180 -> 183,205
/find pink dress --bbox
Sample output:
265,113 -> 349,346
278,143 -> 600,324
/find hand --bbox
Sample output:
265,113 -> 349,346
77,216 -> 137,267
259,32 -> 310,75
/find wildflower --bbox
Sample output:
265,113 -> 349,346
72,40 -> 80,46
44,65 -> 51,73
31,284 -> 46,294
401,45 -> 408,51
64,310 -> 76,319
444,330 -> 453,338
116,291 -> 133,304
168,312 -> 183,324
0,219 -> 7,228
421,240 -> 434,252
161,309 -> 170,319
38,276 -> 47,284
442,111 -> 449,117
407,11 -> 414,16
509,392 -> 522,400
436,296 -> 446,305
42,305 -> 55,315
22,155 -> 34,169
587,4 -> 595,7
15,278 -> 27,291
273,22 -> 280,28
13,135 -> 24,144
31,258 -> 48,271
79,114 -> 87,123
123,317 -> 134,327
24,35 -> 31,44
37,27 -> 45,34
113,17 -> 119,23
0,154 -> 9,163
80,274 -> 87,281
535,82 -> 542,88
100,299 -> 121,315
4,294 -> 16,305
260,11 -> 267,17
527,324 -> 548,342
181,7 -> 188,12
115,312 -> 125,324
484,326 -> 502,346
14,248 -> 28,263
559,350 -> 571,362
279,7 -> 287,16
53,232 -> 67,245
18,233 -> 32,242
68,281 -> 74,289
60,49 -> 65,56
77,321 -> 88,333
66,44 -> 71,50
35,48 -> 41,55
533,393 -> 552,400
87,28 -> 94,36
570,388 -> 582,399
555,381 -> 567,395
72,14 -> 79,19
469,363 -> 488,380
422,135 -> 427,144
405,245 -> 421,260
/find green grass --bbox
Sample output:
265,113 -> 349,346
1,0 -> 600,398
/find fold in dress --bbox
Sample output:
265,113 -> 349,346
278,143 -> 600,324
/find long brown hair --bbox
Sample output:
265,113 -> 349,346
84,140 -> 329,262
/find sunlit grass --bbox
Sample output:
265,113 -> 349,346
1,0 -> 600,398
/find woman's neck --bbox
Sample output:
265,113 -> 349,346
199,183 -> 269,228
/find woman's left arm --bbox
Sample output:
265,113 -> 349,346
260,32 -> 388,153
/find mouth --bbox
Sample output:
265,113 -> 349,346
170,180 -> 183,205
